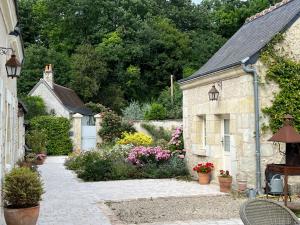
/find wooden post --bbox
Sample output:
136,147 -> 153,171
171,75 -> 174,105
284,169 -> 288,206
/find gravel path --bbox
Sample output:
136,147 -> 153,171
36,156 -> 244,225
106,195 -> 246,224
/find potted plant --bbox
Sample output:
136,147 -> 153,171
3,167 -> 44,225
193,162 -> 214,185
26,129 -> 47,164
218,170 -> 232,193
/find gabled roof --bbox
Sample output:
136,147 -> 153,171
179,0 -> 300,83
29,79 -> 93,116
52,84 -> 93,116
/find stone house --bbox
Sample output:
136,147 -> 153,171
29,64 -> 93,121
0,0 -> 25,221
29,65 -> 101,151
179,0 -> 300,189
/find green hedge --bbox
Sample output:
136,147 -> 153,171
29,116 -> 72,155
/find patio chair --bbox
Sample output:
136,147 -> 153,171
240,199 -> 300,225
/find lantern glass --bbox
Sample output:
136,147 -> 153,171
208,85 -> 219,101
5,54 -> 21,78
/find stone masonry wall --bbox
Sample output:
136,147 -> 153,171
181,16 -> 300,187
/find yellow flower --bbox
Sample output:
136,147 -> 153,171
117,132 -> 153,146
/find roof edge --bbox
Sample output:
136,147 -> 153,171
178,62 -> 241,85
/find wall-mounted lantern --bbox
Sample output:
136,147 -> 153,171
208,85 -> 219,101
208,81 -> 222,101
0,47 -> 22,78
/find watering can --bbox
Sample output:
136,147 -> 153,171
268,174 -> 283,193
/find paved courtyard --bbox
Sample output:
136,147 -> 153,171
37,156 -> 243,225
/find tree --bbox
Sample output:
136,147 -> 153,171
18,44 -> 70,95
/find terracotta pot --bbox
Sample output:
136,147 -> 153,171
35,158 -> 45,165
237,180 -> 247,191
218,176 -> 232,193
4,205 -> 40,225
198,172 -> 211,185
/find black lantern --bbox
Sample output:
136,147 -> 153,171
5,54 -> 21,78
208,85 -> 219,101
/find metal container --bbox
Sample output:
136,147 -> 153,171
268,174 -> 283,193
248,188 -> 257,199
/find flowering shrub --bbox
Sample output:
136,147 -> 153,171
98,110 -> 136,143
127,146 -> 171,165
99,144 -> 134,160
168,126 -> 184,151
117,132 -> 153,146
193,162 -> 214,174
219,170 -> 231,178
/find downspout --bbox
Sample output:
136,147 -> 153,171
241,57 -> 262,194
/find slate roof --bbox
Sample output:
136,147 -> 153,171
52,84 -> 93,116
179,0 -> 300,83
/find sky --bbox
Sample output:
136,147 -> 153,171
192,0 -> 202,4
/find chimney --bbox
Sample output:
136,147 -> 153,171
43,64 -> 54,88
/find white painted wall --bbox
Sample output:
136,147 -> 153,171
0,0 -> 24,222
30,81 -> 70,118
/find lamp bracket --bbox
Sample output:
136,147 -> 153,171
216,80 -> 222,90
0,47 -> 13,55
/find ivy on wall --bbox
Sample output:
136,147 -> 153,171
261,34 -> 300,133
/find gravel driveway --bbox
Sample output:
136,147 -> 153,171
106,195 -> 246,224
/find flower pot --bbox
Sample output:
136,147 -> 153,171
198,172 -> 211,185
35,159 -> 44,165
218,176 -> 232,193
4,205 -> 40,225
237,180 -> 247,191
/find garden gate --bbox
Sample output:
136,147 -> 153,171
81,125 -> 96,151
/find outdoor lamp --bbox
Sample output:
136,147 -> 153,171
5,53 -> 22,78
208,85 -> 219,101
0,46 -> 22,78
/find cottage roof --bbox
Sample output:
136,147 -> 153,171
52,84 -> 93,116
179,0 -> 300,83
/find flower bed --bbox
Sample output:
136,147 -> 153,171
65,126 -> 188,181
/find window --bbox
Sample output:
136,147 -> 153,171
202,116 -> 207,148
224,119 -> 230,152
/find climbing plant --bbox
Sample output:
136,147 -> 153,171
261,34 -> 300,133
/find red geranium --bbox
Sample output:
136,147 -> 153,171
193,162 -> 214,174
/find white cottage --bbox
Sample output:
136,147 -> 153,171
179,0 -> 300,190
0,0 -> 25,221
29,65 -> 99,151
29,64 -> 93,121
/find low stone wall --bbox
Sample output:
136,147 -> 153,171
133,120 -> 182,135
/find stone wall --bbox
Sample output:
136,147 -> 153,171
180,16 -> 300,187
30,81 -> 70,118
133,120 -> 182,135
0,0 -> 25,223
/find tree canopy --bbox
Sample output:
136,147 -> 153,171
18,0 -> 280,111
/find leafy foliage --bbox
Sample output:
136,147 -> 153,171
3,168 -> 43,208
98,111 -> 136,143
25,129 -> 47,154
141,123 -> 171,142
122,101 -> 145,121
144,103 -> 167,120
157,84 -> 182,119
85,102 -> 109,114
29,116 -> 72,155
21,96 -> 47,120
117,132 -> 153,146
18,0 -> 278,111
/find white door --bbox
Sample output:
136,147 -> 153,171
222,119 -> 231,171
222,118 -> 237,180
81,126 -> 96,151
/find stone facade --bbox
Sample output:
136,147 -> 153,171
0,0 -> 25,222
180,16 -> 300,187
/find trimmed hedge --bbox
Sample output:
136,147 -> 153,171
29,116 -> 72,155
